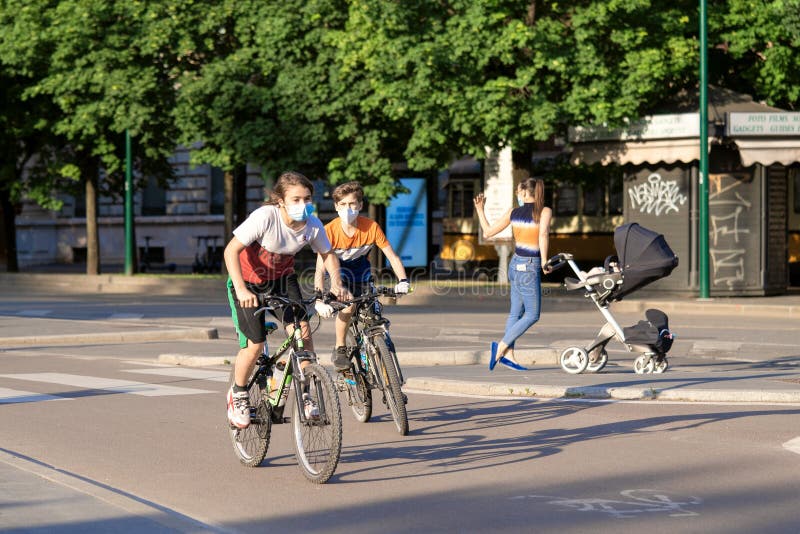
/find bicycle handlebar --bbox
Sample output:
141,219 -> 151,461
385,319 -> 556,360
254,293 -> 317,315
326,286 -> 403,311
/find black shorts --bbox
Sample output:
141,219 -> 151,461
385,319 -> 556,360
227,274 -> 308,349
343,279 -> 373,298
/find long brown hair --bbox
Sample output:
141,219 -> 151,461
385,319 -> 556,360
518,177 -> 545,222
265,171 -> 314,205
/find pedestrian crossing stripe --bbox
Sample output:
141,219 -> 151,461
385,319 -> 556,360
123,368 -> 229,383
0,373 -> 213,397
0,387 -> 69,404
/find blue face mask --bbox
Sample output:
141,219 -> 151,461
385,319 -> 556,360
286,202 -> 314,222
517,196 -> 525,207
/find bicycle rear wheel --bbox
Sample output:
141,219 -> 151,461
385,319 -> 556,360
370,335 -> 408,436
227,367 -> 271,467
291,363 -> 342,483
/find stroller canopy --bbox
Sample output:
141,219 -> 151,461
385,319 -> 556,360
613,223 -> 678,300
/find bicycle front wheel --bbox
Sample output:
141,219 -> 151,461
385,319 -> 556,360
291,363 -> 342,484
227,366 -> 271,467
346,330 -> 372,423
370,335 -> 408,436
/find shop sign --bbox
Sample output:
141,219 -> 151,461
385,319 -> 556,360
568,113 -> 700,142
726,112 -> 800,136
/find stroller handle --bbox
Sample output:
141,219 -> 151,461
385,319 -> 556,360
544,253 -> 572,272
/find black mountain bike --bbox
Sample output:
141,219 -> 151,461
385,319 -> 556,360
330,286 -> 409,436
227,294 -> 342,484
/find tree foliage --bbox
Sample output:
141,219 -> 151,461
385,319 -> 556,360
2,0 -> 800,217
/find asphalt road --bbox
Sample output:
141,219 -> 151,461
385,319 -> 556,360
2,291 -> 800,532
2,349 -> 800,533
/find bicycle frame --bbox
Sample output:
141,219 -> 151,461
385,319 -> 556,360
249,298 -> 327,425
344,290 -> 405,388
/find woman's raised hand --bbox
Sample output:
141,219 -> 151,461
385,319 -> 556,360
473,193 -> 486,210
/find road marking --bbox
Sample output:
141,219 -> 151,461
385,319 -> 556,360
123,368 -> 229,382
781,437 -> 800,455
512,489 -> 702,518
0,373 -> 212,396
0,387 -> 69,404
16,310 -> 52,317
108,313 -> 144,320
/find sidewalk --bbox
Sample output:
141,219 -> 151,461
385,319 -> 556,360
2,272 -> 800,405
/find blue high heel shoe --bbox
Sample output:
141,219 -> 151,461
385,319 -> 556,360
489,342 -> 499,371
499,356 -> 528,371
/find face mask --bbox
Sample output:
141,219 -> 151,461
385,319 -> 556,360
517,196 -> 525,207
337,207 -> 359,225
286,202 -> 314,222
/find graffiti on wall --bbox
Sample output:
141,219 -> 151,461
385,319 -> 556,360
628,173 -> 687,216
709,173 -> 752,288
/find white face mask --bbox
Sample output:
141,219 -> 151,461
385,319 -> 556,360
337,207 -> 358,225
286,202 -> 313,222
517,196 -> 525,207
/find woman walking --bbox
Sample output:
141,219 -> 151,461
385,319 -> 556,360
474,177 -> 552,371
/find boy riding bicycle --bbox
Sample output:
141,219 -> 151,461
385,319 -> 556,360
313,181 -> 409,371
224,171 -> 347,429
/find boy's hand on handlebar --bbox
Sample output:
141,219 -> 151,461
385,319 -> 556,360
314,300 -> 334,319
394,279 -> 410,294
331,286 -> 352,302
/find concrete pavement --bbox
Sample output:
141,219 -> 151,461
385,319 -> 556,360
2,273 -> 800,404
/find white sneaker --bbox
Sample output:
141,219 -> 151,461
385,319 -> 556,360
302,393 -> 320,420
227,387 -> 251,429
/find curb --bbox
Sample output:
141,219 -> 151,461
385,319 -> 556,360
404,377 -> 800,404
157,353 -> 231,366
0,328 -> 218,347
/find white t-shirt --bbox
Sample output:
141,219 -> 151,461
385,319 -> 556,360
233,205 -> 331,283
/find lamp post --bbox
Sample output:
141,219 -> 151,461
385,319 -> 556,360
124,130 -> 134,275
698,0 -> 710,298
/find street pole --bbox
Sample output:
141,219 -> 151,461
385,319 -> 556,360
124,130 -> 134,276
698,0 -> 710,298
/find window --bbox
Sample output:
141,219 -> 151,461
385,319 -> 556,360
582,184 -> 604,216
555,183 -> 578,216
210,167 -> 225,215
448,180 -> 475,218
608,175 -> 623,215
794,171 -> 800,214
141,175 -> 166,216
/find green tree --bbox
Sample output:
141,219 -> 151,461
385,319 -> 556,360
1,0 -> 182,273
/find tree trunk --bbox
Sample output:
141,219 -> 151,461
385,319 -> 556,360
234,164 -> 247,227
0,189 -> 19,272
222,168 -> 234,277
85,173 -> 100,275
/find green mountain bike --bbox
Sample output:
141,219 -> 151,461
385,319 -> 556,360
227,294 -> 342,484
331,286 -> 409,436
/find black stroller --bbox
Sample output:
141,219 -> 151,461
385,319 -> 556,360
544,223 -> 679,374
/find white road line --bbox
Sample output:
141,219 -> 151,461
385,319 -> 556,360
0,387 -> 69,404
123,368 -> 229,382
0,373 -> 212,397
108,313 -> 144,320
781,437 -> 800,455
16,310 -> 52,317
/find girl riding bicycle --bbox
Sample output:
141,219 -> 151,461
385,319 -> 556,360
224,171 -> 348,429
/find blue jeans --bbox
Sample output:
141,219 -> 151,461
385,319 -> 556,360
502,254 -> 541,349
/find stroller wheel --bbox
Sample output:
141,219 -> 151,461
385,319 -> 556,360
633,355 -> 655,374
586,349 -> 608,373
560,347 -> 589,374
653,358 -> 668,374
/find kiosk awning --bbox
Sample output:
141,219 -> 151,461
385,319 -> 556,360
732,138 -> 800,167
570,138 -> 701,166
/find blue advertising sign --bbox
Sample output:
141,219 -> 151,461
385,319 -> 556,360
385,178 -> 428,267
